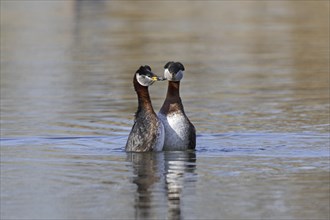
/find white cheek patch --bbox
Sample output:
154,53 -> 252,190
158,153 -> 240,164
164,68 -> 172,80
136,73 -> 154,86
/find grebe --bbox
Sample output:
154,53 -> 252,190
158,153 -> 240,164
125,65 -> 165,152
158,62 -> 196,150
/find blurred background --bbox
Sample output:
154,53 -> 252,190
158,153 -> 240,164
1,1 -> 329,219
1,0 -> 329,136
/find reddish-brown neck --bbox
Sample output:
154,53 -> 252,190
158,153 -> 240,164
133,75 -> 154,113
160,81 -> 184,114
166,81 -> 180,98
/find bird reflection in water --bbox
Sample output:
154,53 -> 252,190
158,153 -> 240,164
126,151 -> 196,220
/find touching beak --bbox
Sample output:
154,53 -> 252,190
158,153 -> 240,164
157,76 -> 167,81
152,76 -> 166,81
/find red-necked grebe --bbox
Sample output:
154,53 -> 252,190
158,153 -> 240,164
125,65 -> 165,152
158,62 -> 196,150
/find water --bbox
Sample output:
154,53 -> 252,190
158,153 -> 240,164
1,1 -> 329,219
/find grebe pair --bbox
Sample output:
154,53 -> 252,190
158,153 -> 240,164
125,62 -> 196,152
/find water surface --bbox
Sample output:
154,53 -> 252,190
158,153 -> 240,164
1,1 -> 329,219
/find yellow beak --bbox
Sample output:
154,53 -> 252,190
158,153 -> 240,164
152,76 -> 158,81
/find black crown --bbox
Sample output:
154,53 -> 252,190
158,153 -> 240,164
164,61 -> 185,73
